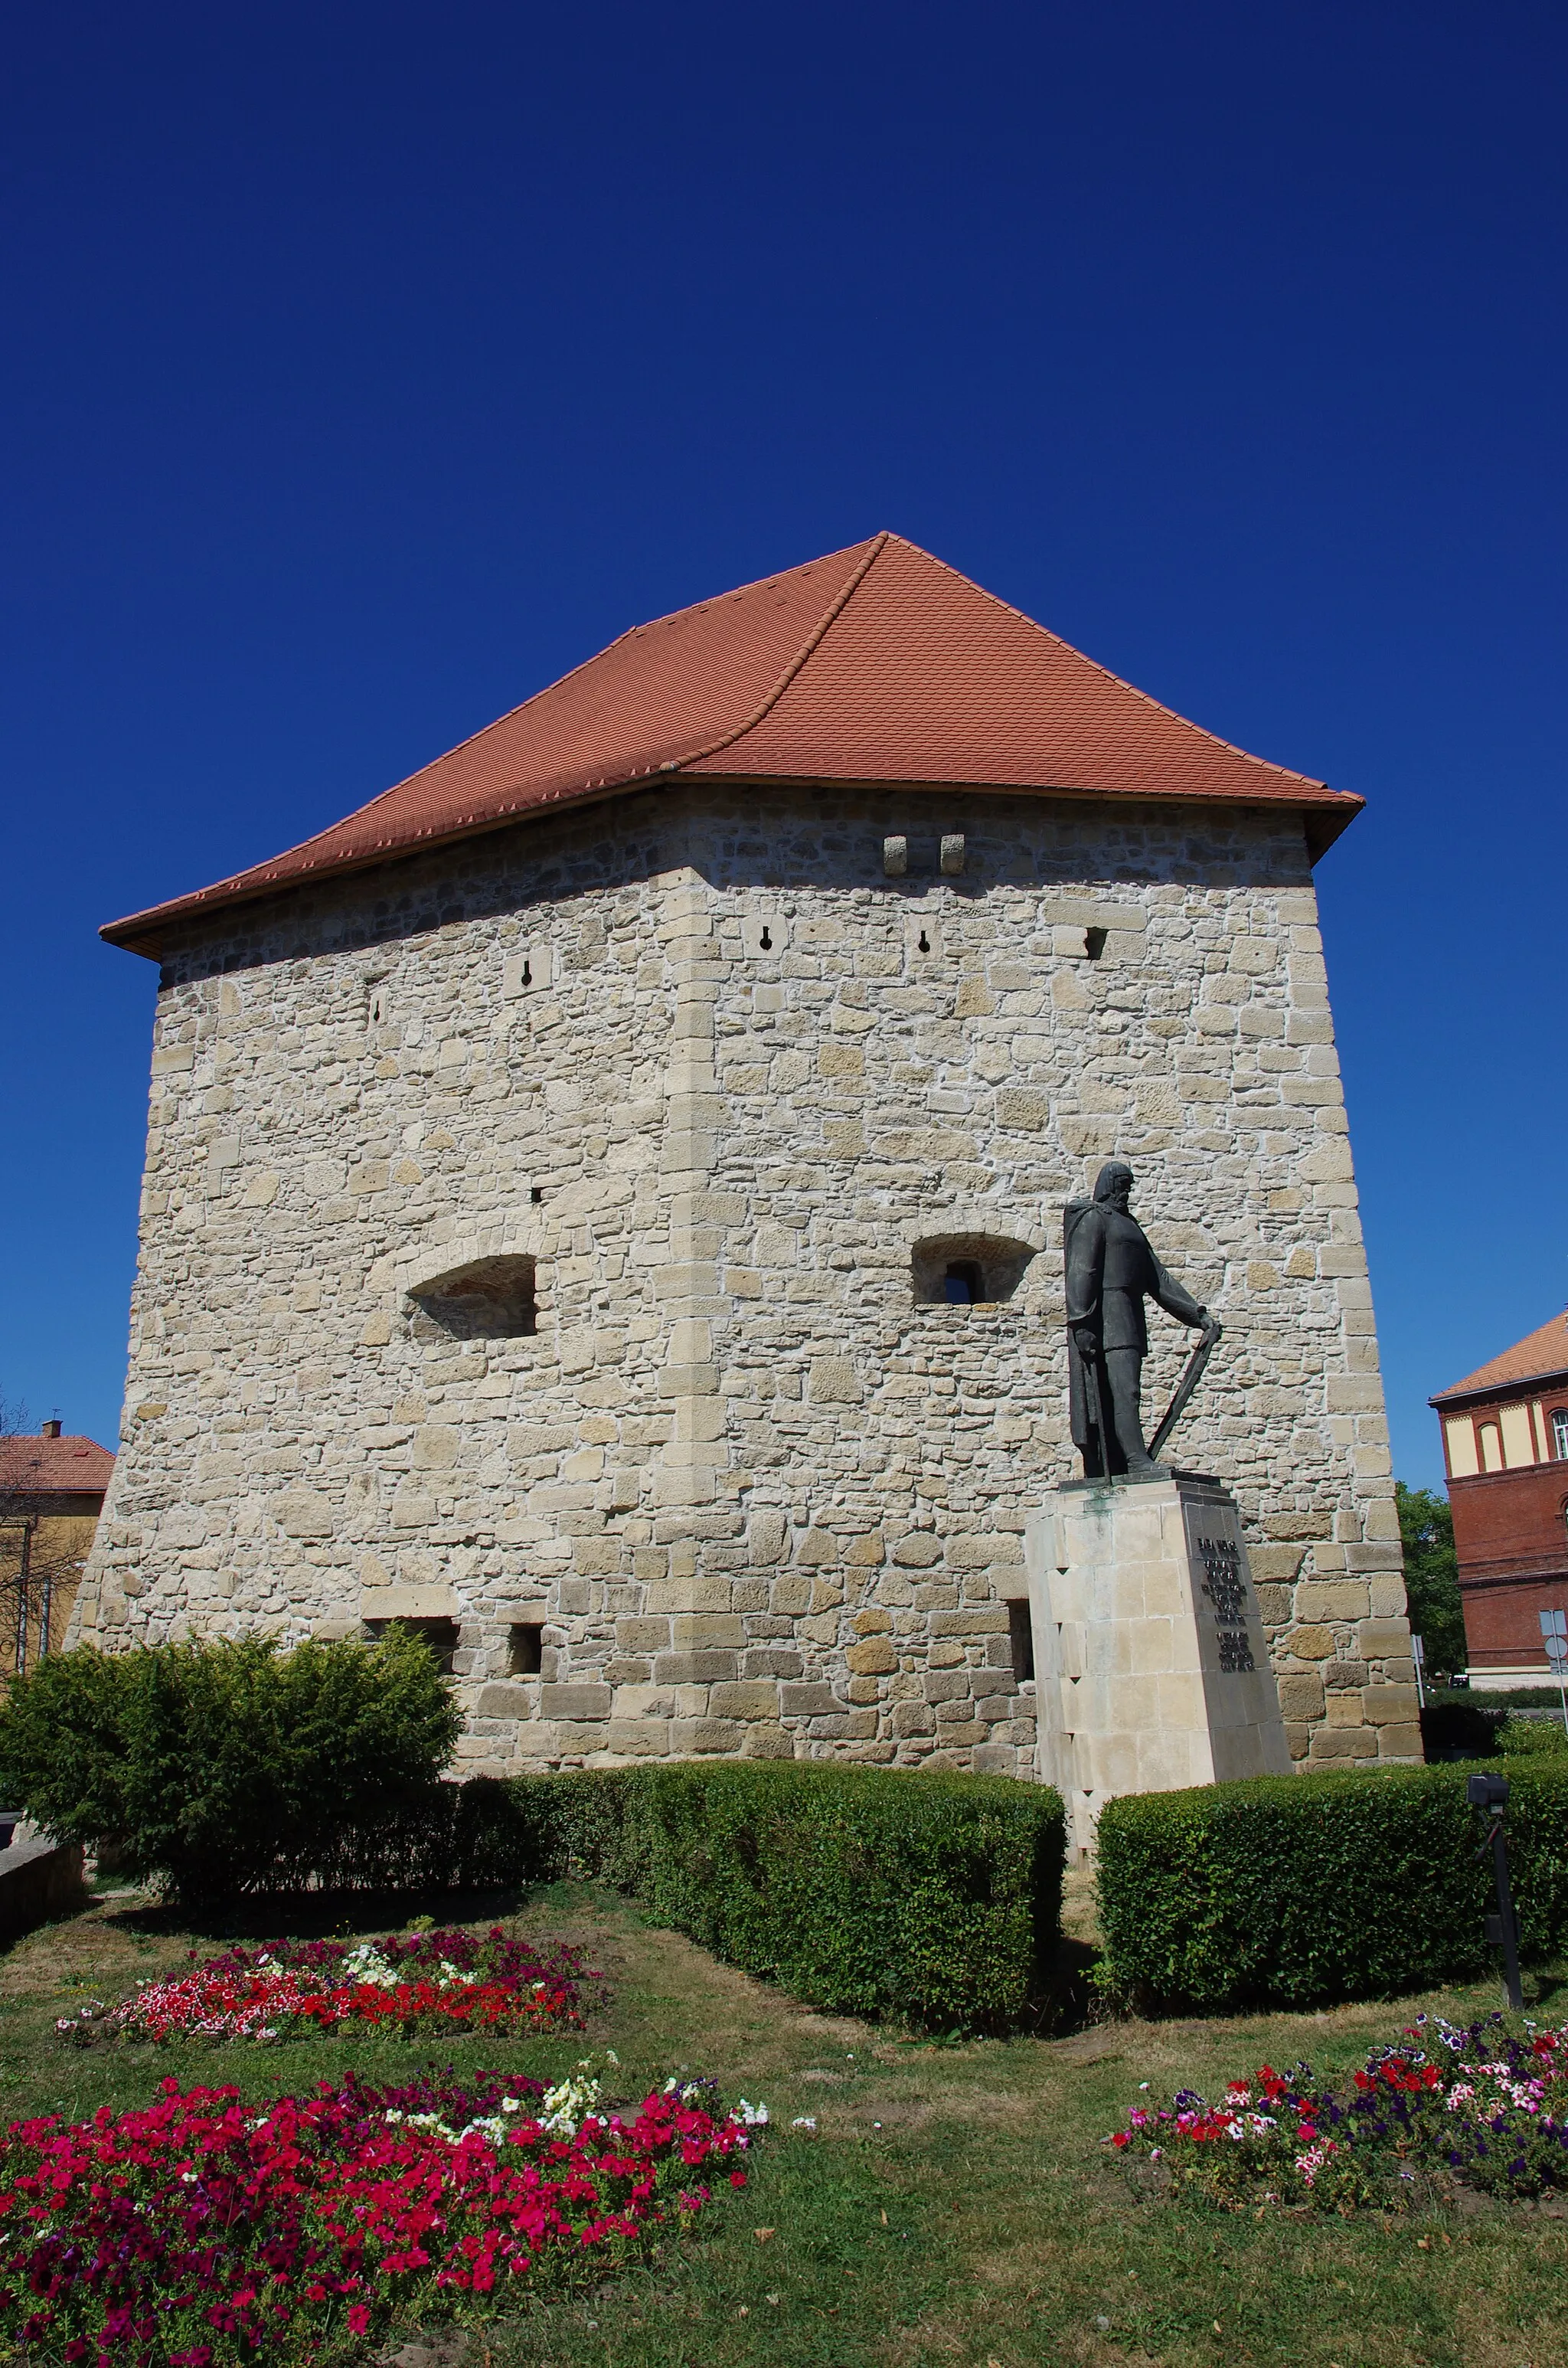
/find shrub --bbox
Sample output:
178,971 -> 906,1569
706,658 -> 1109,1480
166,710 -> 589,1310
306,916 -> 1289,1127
1501,1715 -> 1568,1758
488,1760 -> 1065,2031
1096,1762 -> 1568,2013
0,1632 -> 461,1904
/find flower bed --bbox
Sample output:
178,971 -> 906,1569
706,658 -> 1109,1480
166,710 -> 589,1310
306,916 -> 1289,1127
57,1928 -> 593,2047
0,2059 -> 768,2363
1108,2014 -> 1568,2209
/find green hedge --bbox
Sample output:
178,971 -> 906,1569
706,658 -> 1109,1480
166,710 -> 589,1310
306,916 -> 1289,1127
447,1760 -> 1065,2031
1096,1763 -> 1568,2012
1501,1716 -> 1568,1758
0,1635 -> 461,1905
0,1642 -> 1066,2029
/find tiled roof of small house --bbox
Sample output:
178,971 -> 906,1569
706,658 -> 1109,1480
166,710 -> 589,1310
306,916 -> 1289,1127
102,531 -> 1362,957
0,1434 -> 115,1496
1431,1311 -> 1568,1405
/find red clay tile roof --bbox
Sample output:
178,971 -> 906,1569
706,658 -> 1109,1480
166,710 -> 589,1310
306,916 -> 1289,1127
0,1434 -> 115,1496
1431,1312 -> 1568,1404
102,531 -> 1363,957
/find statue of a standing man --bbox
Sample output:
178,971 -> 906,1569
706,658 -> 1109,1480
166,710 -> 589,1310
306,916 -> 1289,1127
1065,1162 -> 1217,1478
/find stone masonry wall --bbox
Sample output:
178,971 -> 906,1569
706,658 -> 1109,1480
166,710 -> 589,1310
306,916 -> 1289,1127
74,782 -> 1419,1773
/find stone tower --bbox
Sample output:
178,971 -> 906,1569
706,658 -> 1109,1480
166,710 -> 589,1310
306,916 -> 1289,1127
74,532 -> 1419,1774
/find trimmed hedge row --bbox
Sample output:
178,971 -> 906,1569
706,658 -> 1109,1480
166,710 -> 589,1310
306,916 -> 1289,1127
0,1638 -> 1067,2029
1096,1762 -> 1568,2012
449,1760 -> 1066,2031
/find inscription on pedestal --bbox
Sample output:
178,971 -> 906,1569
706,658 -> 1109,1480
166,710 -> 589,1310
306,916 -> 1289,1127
1194,1535 -> 1256,1672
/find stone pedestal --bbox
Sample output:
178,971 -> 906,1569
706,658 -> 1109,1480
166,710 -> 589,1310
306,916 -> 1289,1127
1025,1473 -> 1291,1855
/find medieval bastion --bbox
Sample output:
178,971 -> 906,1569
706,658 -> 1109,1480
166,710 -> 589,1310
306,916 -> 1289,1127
72,531 -> 1419,1778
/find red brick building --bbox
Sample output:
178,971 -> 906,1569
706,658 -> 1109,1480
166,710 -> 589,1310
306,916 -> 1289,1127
1431,1312 -> 1568,1681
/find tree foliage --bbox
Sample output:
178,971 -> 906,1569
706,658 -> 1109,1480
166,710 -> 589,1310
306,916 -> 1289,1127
1396,1480 -> 1466,1675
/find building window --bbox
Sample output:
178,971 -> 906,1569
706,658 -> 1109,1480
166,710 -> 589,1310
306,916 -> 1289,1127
364,1615 -> 459,1674
1478,1421 -> 1504,1473
508,1622 -> 544,1676
1008,1601 -> 1034,1683
912,1235 -> 1034,1307
1553,1410 -> 1568,1460
410,1254 -> 537,1339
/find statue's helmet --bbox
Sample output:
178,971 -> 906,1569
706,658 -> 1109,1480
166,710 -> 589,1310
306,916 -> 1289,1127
1093,1161 -> 1134,1203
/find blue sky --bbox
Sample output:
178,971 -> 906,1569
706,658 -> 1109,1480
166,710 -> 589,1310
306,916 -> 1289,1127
2,0 -> 1563,1487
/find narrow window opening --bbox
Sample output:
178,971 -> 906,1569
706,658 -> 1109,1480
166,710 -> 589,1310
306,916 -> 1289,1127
365,1616 -> 459,1675
759,924 -> 773,950
917,927 -> 930,953
912,1234 -> 1034,1307
1008,1601 -> 1034,1683
530,1186 -> 544,1205
1553,1409 -> 1568,1460
411,1254 -> 537,1339
520,957 -> 532,986
1084,927 -> 1108,961
508,1621 -> 544,1676
943,1260 -> 984,1304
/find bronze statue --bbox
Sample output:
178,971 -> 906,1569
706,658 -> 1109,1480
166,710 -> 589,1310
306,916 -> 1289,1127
1065,1162 -> 1220,1479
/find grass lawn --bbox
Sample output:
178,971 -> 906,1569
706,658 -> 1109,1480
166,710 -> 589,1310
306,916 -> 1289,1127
2,1879 -> 1565,2368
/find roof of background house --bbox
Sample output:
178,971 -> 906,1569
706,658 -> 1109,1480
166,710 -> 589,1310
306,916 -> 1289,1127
0,1434 -> 115,1496
1431,1311 -> 1568,1405
102,529 -> 1364,959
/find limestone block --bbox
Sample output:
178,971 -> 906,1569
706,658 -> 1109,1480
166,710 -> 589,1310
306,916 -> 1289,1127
781,1681 -> 841,1715
478,1683 -> 537,1718
1309,1727 -> 1377,1759
808,1358 -> 861,1405
1276,1672 -> 1325,1719
539,1684 -> 613,1721
1358,1618 -> 1413,1659
707,1682 -> 780,1721
672,1719 -> 745,1755
1364,1684 -> 1420,1724
1295,1581 -> 1370,1621
654,1650 -> 737,1684
892,1533 -> 944,1568
277,1490 -> 335,1540
846,1639 -> 898,1676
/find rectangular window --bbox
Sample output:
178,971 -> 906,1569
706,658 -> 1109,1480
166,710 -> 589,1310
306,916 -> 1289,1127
1553,1411 -> 1568,1460
1007,1600 -> 1034,1684
508,1622 -> 544,1676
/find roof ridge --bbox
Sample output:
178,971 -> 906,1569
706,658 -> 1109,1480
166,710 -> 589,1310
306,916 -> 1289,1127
867,533 -> 1330,795
661,532 -> 889,774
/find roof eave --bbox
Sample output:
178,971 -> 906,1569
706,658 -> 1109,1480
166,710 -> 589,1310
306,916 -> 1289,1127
100,772 -> 1364,963
1429,1367 -> 1568,1409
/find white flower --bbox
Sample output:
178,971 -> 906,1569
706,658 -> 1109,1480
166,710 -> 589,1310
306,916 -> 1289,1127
736,2099 -> 769,2127
791,2116 -> 817,2131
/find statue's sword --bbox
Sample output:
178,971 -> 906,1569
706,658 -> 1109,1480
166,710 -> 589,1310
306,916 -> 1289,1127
1146,1318 -> 1223,1465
